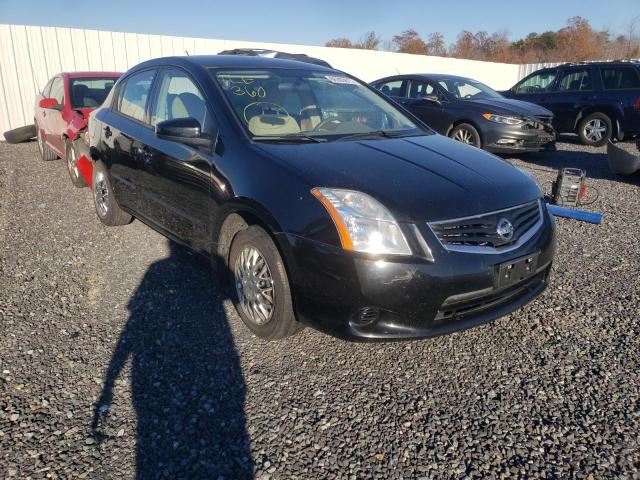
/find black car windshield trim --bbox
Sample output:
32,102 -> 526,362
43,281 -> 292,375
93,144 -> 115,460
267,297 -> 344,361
210,68 -> 427,142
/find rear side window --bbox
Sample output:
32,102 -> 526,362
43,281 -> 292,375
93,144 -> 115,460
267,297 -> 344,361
514,70 -> 557,94
49,77 -> 64,104
557,69 -> 592,91
115,70 -> 156,123
601,67 -> 640,90
406,80 -> 434,99
376,80 -> 403,97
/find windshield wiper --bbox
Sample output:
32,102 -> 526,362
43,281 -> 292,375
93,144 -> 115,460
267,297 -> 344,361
335,130 -> 411,142
252,134 -> 326,143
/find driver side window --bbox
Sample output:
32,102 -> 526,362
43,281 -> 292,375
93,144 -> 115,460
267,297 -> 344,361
49,77 -> 64,104
514,70 -> 558,94
152,69 -> 209,131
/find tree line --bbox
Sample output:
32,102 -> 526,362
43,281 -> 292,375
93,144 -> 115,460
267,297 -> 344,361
325,17 -> 640,64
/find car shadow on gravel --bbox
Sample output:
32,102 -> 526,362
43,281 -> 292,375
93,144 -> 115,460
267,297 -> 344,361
91,241 -> 253,479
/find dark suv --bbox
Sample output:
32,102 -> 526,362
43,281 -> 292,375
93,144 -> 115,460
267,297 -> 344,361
502,61 -> 640,146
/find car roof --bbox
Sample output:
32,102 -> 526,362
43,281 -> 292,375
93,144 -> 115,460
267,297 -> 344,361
61,72 -> 122,78
131,55 -> 336,72
373,73 -> 478,83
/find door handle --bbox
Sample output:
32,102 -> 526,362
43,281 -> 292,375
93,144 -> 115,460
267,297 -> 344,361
104,126 -> 112,138
137,146 -> 154,165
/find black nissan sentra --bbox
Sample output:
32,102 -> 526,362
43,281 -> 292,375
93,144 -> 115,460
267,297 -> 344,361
88,56 -> 556,341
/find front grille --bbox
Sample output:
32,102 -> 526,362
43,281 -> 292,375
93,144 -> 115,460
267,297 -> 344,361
429,200 -> 543,253
534,115 -> 553,125
523,115 -> 554,132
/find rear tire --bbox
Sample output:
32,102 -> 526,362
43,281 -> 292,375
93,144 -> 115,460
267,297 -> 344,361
92,160 -> 132,226
449,123 -> 482,149
578,112 -> 611,147
4,124 -> 36,144
65,139 -> 86,188
36,125 -> 58,161
228,225 -> 303,340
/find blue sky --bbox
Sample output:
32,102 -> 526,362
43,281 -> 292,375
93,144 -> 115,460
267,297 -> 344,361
0,0 -> 638,46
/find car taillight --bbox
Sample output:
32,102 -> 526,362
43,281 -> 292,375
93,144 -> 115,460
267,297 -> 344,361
634,96 -> 640,111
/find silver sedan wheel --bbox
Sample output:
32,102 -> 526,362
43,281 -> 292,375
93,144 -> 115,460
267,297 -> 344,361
453,127 -> 476,145
234,246 -> 275,325
67,144 -> 79,179
94,170 -> 109,217
584,119 -> 607,143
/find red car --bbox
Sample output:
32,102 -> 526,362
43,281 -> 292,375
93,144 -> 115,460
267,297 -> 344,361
35,72 -> 121,187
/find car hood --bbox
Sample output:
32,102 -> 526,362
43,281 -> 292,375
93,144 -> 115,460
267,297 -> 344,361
254,133 -> 542,222
468,97 -> 553,118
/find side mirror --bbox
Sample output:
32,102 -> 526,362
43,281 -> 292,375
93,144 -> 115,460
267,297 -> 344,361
156,117 -> 210,147
423,94 -> 441,105
39,98 -> 62,110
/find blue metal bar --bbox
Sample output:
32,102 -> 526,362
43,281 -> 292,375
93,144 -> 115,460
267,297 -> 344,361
546,204 -> 603,225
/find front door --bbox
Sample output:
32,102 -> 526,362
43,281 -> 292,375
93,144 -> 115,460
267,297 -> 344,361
543,67 -> 595,133
399,79 -> 450,133
45,76 -> 66,155
101,69 -> 156,213
136,68 -> 215,252
507,69 -> 559,118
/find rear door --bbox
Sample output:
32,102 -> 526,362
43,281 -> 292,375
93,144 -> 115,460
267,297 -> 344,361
599,65 -> 640,134
98,69 -> 156,213
136,67 -> 215,251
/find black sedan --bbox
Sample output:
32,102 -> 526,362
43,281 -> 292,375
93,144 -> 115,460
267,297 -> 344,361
88,55 -> 556,341
371,74 -> 557,154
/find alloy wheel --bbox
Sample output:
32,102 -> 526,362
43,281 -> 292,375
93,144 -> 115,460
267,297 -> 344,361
94,170 -> 109,217
453,127 -> 476,145
234,246 -> 275,325
584,119 -> 607,143
67,144 -> 79,180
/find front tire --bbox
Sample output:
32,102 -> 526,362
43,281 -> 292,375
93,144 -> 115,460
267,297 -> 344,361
65,139 -> 86,188
449,123 -> 482,149
228,226 -> 302,340
36,125 -> 58,161
92,161 -> 132,226
578,113 -> 611,147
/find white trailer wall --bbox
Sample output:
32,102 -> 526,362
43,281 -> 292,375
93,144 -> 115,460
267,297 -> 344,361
1,24 -> 528,140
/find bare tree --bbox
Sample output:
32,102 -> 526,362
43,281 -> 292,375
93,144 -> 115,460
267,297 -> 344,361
325,38 -> 354,49
357,31 -> 381,50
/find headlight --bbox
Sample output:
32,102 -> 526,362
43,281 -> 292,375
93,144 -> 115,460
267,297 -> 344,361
311,188 -> 411,255
482,113 -> 524,125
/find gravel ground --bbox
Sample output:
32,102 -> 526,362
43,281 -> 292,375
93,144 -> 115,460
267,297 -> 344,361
1,138 -> 639,479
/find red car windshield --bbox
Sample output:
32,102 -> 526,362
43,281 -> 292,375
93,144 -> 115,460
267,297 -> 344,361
69,77 -> 118,108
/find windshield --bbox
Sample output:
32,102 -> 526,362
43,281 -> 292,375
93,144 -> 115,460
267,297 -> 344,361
212,69 -> 423,140
69,77 -> 118,108
438,78 -> 502,100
